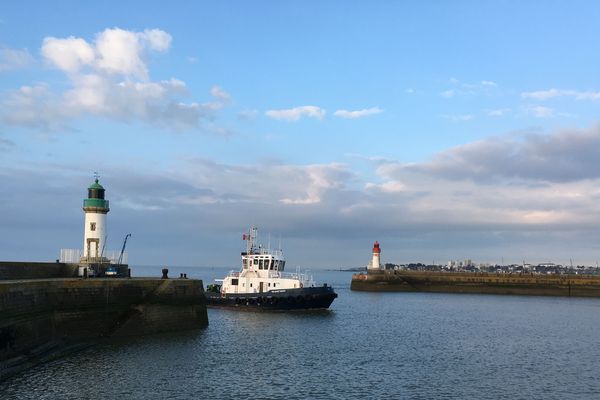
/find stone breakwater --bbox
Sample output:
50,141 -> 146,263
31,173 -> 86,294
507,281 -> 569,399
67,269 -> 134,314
0,262 -> 79,280
351,270 -> 600,297
0,278 -> 208,379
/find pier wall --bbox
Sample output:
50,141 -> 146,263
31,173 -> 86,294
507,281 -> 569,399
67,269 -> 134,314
351,270 -> 600,297
0,261 -> 78,280
0,278 -> 208,379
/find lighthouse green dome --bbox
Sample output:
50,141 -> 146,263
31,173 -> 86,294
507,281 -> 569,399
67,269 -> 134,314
88,179 -> 104,190
83,178 -> 110,212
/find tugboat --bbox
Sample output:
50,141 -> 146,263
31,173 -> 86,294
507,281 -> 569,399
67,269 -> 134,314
205,227 -> 338,310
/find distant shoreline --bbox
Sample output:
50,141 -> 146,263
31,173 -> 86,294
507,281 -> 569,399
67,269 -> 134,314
327,267 -> 367,272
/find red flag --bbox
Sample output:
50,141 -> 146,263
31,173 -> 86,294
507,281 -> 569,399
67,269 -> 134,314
243,234 -> 247,240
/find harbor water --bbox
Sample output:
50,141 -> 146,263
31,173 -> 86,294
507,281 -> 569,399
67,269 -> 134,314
2,266 -> 600,399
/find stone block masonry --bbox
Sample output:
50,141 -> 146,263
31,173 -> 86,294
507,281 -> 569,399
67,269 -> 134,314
351,270 -> 600,297
0,278 -> 208,380
0,261 -> 78,280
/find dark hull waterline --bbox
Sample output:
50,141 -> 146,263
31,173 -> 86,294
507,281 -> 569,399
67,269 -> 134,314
205,286 -> 338,311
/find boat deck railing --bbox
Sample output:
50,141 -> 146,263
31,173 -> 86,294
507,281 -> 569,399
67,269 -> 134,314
271,270 -> 316,287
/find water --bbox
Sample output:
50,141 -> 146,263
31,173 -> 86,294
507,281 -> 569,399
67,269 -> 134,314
2,267 -> 600,399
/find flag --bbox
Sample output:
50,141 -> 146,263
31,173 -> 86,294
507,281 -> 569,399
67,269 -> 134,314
243,234 -> 247,240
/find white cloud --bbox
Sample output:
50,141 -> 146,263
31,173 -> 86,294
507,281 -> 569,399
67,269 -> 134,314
139,28 -> 172,51
210,86 -> 231,105
0,45 -> 34,71
521,88 -> 600,101
480,80 -> 497,87
41,27 -> 172,80
405,88 -> 415,94
265,106 -> 325,121
333,107 -> 382,119
2,28 -> 227,132
94,29 -> 148,79
524,105 -> 554,118
441,78 -> 499,98
41,36 -> 95,73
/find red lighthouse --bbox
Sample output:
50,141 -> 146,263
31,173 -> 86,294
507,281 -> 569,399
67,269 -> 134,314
369,241 -> 381,270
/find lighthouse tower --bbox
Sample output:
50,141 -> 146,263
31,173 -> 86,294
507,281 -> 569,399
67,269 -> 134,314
82,176 -> 110,261
368,241 -> 382,270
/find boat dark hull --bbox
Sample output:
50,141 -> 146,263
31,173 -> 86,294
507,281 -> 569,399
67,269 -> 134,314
205,285 -> 338,311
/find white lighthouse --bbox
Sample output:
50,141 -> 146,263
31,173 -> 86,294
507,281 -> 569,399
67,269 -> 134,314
82,176 -> 110,261
368,241 -> 382,270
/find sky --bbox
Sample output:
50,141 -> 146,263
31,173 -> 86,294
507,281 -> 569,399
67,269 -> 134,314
3,1 -> 600,268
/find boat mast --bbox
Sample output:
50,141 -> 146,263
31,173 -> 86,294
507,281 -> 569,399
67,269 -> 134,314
246,226 -> 258,254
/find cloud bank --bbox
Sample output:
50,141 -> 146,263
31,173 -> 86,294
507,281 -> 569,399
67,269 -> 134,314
7,124 -> 600,266
388,125 -> 600,183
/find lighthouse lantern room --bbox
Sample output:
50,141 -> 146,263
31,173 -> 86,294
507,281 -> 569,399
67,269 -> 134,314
82,175 -> 110,262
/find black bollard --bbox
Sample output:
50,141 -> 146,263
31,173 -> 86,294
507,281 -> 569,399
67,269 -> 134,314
83,268 -> 88,279
162,268 -> 169,279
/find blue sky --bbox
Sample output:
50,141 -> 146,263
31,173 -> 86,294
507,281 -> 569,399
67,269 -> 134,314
3,1 -> 600,267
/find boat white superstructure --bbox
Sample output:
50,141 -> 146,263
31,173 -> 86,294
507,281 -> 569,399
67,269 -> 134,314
218,227 -> 314,295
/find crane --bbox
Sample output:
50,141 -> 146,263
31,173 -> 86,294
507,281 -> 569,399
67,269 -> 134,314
117,233 -> 131,265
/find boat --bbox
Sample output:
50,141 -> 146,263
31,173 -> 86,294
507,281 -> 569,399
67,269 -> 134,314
205,227 -> 338,310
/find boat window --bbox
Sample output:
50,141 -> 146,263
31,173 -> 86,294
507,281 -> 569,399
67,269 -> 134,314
232,278 -> 239,286
281,261 -> 285,271
269,260 -> 274,270
259,260 -> 263,270
242,259 -> 247,269
253,258 -> 258,265
250,283 -> 253,288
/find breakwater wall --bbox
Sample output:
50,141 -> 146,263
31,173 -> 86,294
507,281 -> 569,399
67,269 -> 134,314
351,270 -> 600,297
0,261 -> 79,280
0,278 -> 208,379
